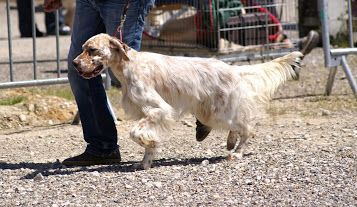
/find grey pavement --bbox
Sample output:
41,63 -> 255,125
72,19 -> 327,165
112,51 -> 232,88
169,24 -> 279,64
0,1 -> 71,82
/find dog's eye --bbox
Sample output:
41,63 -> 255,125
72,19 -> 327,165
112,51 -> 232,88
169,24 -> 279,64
88,48 -> 97,55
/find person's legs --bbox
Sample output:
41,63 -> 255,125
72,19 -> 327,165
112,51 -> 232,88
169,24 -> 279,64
16,0 -> 44,37
98,0 -> 155,87
67,0 -> 118,156
45,9 -> 71,35
63,0 -> 155,166
16,0 -> 31,37
96,0 -> 154,50
45,11 -> 55,34
101,0 -> 155,87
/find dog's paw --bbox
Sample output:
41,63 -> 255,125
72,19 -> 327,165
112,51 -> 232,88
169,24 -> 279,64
227,152 -> 243,160
142,160 -> 153,170
142,163 -> 152,170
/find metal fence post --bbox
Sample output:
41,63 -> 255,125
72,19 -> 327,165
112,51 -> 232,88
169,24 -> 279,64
55,10 -> 61,78
319,0 -> 339,96
216,0 -> 221,52
324,67 -> 338,96
319,0 -> 357,97
319,0 -> 333,67
31,0 -> 37,79
6,0 -> 13,82
341,56 -> 357,96
347,0 -> 354,48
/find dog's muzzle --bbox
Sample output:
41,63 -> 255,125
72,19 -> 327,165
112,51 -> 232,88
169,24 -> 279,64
73,60 -> 103,79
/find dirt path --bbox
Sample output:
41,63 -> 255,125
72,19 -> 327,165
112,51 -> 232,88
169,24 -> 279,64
0,91 -> 356,206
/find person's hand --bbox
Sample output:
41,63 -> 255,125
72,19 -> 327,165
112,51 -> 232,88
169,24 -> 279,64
43,0 -> 63,12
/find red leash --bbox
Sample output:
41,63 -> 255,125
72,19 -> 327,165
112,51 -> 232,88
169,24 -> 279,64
113,0 -> 131,41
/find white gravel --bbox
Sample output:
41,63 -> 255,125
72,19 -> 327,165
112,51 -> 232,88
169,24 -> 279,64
0,111 -> 356,206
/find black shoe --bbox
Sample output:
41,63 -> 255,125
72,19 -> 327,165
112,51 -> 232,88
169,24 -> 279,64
196,119 -> 212,142
299,30 -> 319,56
47,25 -> 71,36
62,149 -> 121,166
20,28 -> 45,38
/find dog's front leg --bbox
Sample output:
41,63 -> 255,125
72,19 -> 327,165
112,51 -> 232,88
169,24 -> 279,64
129,84 -> 176,127
142,147 -> 157,170
130,117 -> 159,169
129,84 -> 175,169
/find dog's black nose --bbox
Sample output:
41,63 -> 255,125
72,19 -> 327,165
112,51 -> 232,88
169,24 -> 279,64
72,60 -> 79,69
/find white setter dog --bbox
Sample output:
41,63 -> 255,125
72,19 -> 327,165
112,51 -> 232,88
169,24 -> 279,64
73,33 -> 303,169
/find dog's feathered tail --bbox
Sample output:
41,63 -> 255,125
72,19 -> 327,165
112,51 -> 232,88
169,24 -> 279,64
237,51 -> 303,105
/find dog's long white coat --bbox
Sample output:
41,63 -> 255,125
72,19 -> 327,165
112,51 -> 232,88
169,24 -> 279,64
113,50 -> 301,131
76,34 -> 303,169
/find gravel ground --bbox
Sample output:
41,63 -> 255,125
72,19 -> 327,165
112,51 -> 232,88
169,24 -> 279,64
0,50 -> 356,206
0,104 -> 356,207
1,2 -> 357,206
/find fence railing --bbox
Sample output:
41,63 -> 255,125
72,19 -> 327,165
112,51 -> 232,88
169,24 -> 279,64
143,0 -> 299,61
1,0 -> 300,90
0,0 -> 110,90
319,0 -> 357,96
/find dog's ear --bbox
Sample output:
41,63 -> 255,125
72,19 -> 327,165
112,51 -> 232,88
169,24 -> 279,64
109,38 -> 130,61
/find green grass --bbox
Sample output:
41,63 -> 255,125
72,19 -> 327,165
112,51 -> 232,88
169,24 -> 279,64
28,85 -> 74,100
0,96 -> 27,106
330,32 -> 350,48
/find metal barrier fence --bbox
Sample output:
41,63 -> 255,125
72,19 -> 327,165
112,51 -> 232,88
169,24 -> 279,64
143,0 -> 299,61
2,0 -> 64,88
0,0 -> 109,90
0,0 -> 299,90
319,0 -> 357,96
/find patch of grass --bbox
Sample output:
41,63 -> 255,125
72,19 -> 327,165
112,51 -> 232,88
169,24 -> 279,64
28,85 -> 74,100
0,96 -> 27,105
106,87 -> 122,105
330,32 -> 349,48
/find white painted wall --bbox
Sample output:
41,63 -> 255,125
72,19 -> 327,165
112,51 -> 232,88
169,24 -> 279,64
327,0 -> 346,36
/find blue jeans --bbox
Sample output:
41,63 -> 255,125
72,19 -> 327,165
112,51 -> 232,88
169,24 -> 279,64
68,0 -> 154,155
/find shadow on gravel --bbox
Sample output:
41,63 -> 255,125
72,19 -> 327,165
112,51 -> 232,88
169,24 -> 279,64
1,156 -> 227,179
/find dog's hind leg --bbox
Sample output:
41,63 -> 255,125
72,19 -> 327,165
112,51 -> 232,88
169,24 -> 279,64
229,125 -> 253,159
227,130 -> 239,150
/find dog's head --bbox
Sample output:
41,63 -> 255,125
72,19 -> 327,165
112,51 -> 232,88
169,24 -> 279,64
73,33 -> 130,79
